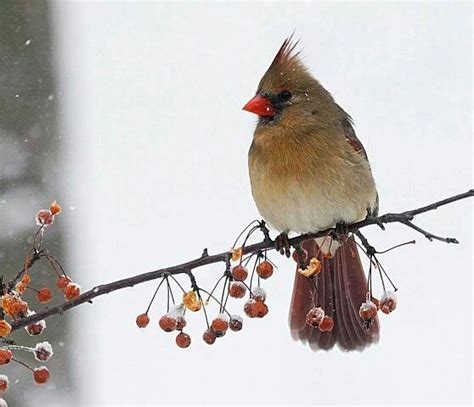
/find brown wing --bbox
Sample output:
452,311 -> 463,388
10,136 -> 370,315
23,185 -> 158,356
342,116 -> 369,160
341,114 -> 379,216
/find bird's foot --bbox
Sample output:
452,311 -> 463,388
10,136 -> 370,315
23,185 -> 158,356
335,222 -> 349,237
275,232 -> 291,258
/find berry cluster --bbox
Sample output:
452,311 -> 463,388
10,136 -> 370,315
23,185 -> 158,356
359,291 -> 397,325
135,221 -> 276,348
0,202 -> 79,406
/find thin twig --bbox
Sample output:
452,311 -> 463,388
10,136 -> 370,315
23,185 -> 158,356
9,189 -> 473,332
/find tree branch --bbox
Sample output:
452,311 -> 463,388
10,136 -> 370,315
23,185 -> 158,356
10,189 -> 473,331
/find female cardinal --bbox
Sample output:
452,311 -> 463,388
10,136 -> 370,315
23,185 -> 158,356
243,37 -> 379,351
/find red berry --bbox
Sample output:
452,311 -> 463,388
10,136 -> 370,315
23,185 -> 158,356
256,261 -> 273,279
37,288 -> 53,304
229,315 -> 243,331
252,300 -> 269,318
0,349 -> 12,365
0,374 -> 9,392
64,283 -> 80,300
245,299 -> 268,318
292,248 -> 308,263
380,291 -> 397,314
359,300 -> 378,322
159,315 -> 178,332
305,307 -> 325,328
26,319 -> 46,336
135,313 -> 150,328
10,301 -> 28,318
35,209 -> 54,226
231,265 -> 248,281
176,332 -> 191,348
203,329 -> 217,345
318,316 -> 334,332
211,315 -> 229,337
229,282 -> 246,299
0,321 -> 12,338
33,367 -> 50,384
244,300 -> 255,318
56,276 -> 71,289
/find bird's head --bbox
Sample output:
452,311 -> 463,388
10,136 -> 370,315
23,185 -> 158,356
243,36 -> 341,129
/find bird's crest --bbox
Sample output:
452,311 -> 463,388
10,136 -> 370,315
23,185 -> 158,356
268,34 -> 301,72
258,35 -> 313,94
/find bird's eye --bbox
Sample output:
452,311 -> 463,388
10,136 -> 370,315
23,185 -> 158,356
279,90 -> 292,102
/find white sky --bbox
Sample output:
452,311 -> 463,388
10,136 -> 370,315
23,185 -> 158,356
51,1 -> 471,406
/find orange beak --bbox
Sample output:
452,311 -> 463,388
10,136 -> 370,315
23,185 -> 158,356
242,95 -> 276,117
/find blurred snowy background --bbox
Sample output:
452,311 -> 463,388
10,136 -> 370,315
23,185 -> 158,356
1,1 -> 472,406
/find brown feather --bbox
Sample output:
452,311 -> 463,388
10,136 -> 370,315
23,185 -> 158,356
290,238 -> 379,351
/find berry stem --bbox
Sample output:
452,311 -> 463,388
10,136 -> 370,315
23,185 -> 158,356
145,277 -> 166,314
12,356 -> 34,372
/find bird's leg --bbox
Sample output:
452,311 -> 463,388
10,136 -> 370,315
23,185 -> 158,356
334,221 -> 349,242
275,232 -> 291,258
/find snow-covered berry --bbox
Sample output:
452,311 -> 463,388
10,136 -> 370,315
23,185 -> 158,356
34,342 -> 53,362
305,307 -> 325,328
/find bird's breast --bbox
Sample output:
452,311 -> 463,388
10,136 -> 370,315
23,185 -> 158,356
248,129 -> 376,233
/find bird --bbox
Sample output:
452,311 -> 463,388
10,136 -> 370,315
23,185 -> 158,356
243,37 -> 379,351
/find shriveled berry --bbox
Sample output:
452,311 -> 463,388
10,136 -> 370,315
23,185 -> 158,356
211,314 -> 229,337
26,319 -> 46,336
176,315 -> 187,330
56,276 -> 71,289
380,291 -> 397,314
0,374 -> 9,392
229,282 -> 246,299
318,316 -> 334,332
183,291 -> 201,312
0,296 -> 15,317
231,265 -> 248,281
0,321 -> 12,338
0,349 -> 12,365
33,367 -> 50,384
203,328 -> 216,345
256,261 -> 273,279
159,315 -> 178,332
359,300 -> 378,322
229,315 -> 243,332
49,201 -> 62,215
135,313 -> 150,328
34,342 -> 53,362
305,307 -> 325,328
37,288 -> 53,304
231,247 -> 243,262
251,287 -> 266,302
64,283 -> 80,300
176,332 -> 191,348
298,258 -> 322,278
292,248 -> 308,263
